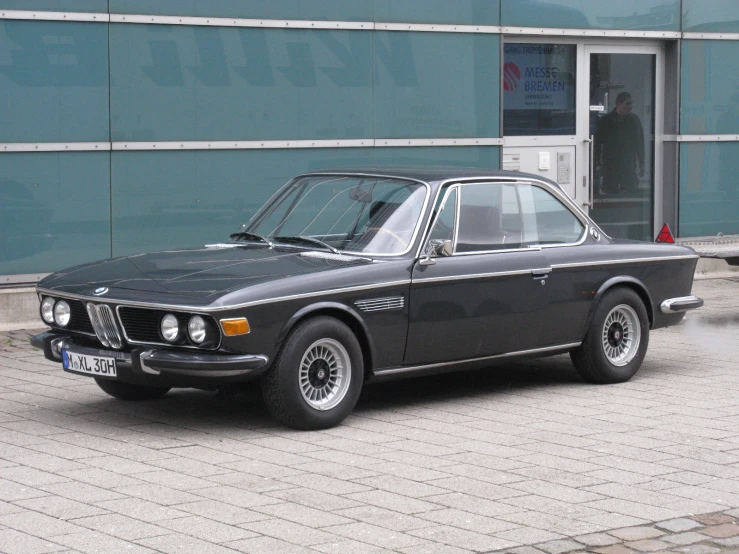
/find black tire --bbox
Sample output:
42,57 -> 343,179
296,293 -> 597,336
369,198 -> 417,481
261,317 -> 364,430
94,378 -> 171,401
570,287 -> 649,384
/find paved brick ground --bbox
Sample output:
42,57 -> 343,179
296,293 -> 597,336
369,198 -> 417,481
0,278 -> 738,554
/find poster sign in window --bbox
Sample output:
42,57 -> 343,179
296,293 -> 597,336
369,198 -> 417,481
503,44 -> 574,111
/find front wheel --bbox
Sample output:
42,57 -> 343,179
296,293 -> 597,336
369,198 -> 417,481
94,378 -> 171,401
570,288 -> 649,384
261,317 -> 364,430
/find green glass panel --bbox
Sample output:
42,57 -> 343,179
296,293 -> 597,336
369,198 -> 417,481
0,1 -> 107,11
109,1 -> 372,21
683,0 -> 739,32
373,0 -> 499,25
109,24 -> 373,142
0,20 -> 109,142
0,152 -> 111,275
680,143 -> 739,236
501,0 -> 679,31
373,32 -> 500,139
111,147 -> 499,256
681,41 -> 739,135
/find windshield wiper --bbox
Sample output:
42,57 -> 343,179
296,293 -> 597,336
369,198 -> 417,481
273,235 -> 341,255
229,231 -> 273,247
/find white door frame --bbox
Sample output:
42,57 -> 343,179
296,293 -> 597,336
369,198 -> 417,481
503,37 -> 666,238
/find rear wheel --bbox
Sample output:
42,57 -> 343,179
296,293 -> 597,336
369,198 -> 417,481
261,317 -> 363,430
94,378 -> 170,401
570,288 -> 649,384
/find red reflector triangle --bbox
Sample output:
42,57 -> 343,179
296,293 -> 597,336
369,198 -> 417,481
655,223 -> 675,243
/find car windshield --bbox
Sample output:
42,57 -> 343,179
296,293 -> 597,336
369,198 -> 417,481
243,175 -> 427,255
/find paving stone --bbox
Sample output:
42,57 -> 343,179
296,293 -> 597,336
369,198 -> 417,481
573,533 -> 622,547
656,519 -> 704,533
674,545 -> 721,554
609,527 -> 666,541
591,545 -> 637,554
663,532 -> 710,546
691,512 -> 736,526
138,533 -> 243,554
697,523 -> 739,538
313,538 -> 398,554
535,539 -> 585,553
713,536 -> 739,547
506,547 -> 548,554
624,539 -> 671,552
52,530 -> 158,553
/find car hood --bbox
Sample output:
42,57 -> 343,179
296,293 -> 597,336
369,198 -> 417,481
39,245 -> 373,300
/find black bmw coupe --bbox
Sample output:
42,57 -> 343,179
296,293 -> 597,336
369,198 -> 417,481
32,168 -> 703,429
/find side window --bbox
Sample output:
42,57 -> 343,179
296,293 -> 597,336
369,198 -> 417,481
429,188 -> 457,242
456,183 -> 524,253
530,186 -> 585,245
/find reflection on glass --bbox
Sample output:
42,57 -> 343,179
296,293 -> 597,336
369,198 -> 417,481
0,0 -> 108,11
503,43 -> 576,136
682,0 -> 739,33
247,176 -> 426,255
501,0 -> 680,31
110,24 -> 373,142
681,41 -> 739,135
680,143 -> 739,236
0,20 -> 110,142
590,53 -> 655,241
0,153 -> 111,276
374,32 -> 500,138
111,147 -> 499,258
373,0 -> 499,25
110,0 -> 372,21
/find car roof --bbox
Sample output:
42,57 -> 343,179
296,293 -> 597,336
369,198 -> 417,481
303,166 -> 561,188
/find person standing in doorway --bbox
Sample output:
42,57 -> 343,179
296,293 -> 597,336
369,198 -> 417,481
594,92 -> 645,194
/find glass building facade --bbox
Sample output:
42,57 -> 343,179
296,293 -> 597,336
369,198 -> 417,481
1,0 -> 737,280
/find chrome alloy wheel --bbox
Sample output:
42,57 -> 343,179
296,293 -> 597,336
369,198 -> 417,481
298,338 -> 351,411
601,304 -> 641,367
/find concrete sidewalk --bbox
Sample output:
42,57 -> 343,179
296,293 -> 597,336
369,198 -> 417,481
1,278 -> 738,554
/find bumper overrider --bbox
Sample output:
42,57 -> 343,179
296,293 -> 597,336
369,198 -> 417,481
31,331 -> 270,387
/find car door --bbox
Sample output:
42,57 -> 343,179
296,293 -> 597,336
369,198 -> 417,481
404,182 -> 552,366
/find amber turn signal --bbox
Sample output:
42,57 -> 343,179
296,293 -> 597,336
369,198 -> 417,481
220,318 -> 251,336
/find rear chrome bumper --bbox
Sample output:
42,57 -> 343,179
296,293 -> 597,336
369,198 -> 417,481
31,331 -> 269,382
660,295 -> 704,314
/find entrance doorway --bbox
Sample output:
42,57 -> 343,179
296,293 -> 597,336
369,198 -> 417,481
502,40 -> 664,241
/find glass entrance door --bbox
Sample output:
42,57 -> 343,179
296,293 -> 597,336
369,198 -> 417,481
584,46 -> 660,241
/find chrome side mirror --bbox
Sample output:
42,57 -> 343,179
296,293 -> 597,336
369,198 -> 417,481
419,239 -> 453,266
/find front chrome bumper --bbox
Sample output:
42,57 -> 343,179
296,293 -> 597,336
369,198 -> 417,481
660,295 -> 704,314
31,331 -> 269,383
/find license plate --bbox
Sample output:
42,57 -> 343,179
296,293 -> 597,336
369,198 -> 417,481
62,350 -> 117,377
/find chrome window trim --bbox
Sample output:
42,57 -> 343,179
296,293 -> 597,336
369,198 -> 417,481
374,342 -> 583,377
551,255 -> 700,270
37,280 -> 411,313
415,176 -> 590,259
115,306 -> 223,350
412,268 -> 533,285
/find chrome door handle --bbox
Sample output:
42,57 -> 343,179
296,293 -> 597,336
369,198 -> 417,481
531,268 -> 552,279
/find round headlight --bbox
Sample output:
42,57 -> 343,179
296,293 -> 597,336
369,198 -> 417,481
160,314 -> 179,342
188,316 -> 207,344
41,297 -> 56,324
53,300 -> 71,327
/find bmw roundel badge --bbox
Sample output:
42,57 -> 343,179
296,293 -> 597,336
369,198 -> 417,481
93,287 -> 109,296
